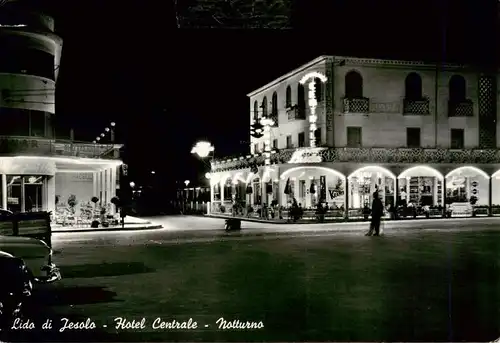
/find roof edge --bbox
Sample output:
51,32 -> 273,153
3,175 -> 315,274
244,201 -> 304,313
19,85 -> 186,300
246,55 -> 331,97
247,55 -> 472,98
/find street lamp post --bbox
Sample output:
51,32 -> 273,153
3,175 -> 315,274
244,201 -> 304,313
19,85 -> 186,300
191,141 -> 215,213
191,141 -> 215,161
191,141 -> 215,182
183,180 -> 190,214
110,122 -> 116,142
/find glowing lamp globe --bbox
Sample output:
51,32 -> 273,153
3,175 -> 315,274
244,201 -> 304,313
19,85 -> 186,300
111,122 -> 116,127
184,180 -> 190,187
105,127 -> 110,132
191,141 -> 214,158
205,172 -> 211,179
129,181 -> 136,188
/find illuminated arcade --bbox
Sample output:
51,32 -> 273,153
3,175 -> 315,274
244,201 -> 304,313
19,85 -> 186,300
206,55 -> 500,221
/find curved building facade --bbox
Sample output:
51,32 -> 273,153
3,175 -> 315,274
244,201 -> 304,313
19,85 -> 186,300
0,1 -> 60,137
0,1 -> 122,223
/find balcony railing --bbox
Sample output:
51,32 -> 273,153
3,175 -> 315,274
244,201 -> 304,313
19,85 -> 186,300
403,98 -> 430,115
448,100 -> 473,117
0,136 -> 122,159
287,106 -> 306,121
270,113 -> 278,126
343,97 -> 369,114
211,147 -> 500,172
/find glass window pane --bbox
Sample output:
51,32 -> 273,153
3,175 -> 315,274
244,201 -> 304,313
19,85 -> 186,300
24,176 -> 43,212
6,176 -> 21,213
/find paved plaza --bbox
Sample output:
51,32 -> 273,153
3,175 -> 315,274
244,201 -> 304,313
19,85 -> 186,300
2,216 -> 500,342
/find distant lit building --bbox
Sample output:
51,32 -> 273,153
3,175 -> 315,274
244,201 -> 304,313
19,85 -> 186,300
175,185 -> 210,214
209,55 -> 500,219
0,1 -> 122,220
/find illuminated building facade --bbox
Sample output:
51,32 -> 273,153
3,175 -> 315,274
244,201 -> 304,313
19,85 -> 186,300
0,1 -> 122,221
209,55 -> 500,219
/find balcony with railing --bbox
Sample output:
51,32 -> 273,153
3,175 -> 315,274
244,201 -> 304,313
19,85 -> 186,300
269,112 -> 278,126
343,97 -> 369,114
448,100 -> 473,117
211,146 -> 500,172
403,98 -> 430,115
287,106 -> 306,121
0,136 -> 122,159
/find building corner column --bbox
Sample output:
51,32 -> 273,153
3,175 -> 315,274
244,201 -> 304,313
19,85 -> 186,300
209,181 -> 214,214
20,177 -> 25,213
46,176 -> 56,215
442,178 -> 447,217
107,168 -> 113,206
405,177 -> 410,203
220,181 -> 224,204
260,179 -> 266,217
305,178 -> 311,208
1,174 -> 6,210
394,178 -> 399,208
344,177 -> 349,220
99,170 -> 104,205
489,176 -> 493,216
92,172 -> 98,197
109,167 -> 117,214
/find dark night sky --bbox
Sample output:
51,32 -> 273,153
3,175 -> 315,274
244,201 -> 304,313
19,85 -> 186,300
39,0 -> 497,188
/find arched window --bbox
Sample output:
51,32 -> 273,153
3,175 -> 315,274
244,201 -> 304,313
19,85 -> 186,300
262,96 -> 268,117
314,77 -> 323,102
272,92 -> 278,116
449,75 -> 466,102
345,70 -> 363,98
253,101 -> 259,120
405,73 -> 423,100
297,84 -> 305,110
286,85 -> 292,107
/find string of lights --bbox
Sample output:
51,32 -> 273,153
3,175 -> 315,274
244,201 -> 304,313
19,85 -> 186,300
93,122 -> 116,144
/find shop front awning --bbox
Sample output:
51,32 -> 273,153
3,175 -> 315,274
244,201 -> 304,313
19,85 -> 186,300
0,156 -> 123,175
53,156 -> 123,173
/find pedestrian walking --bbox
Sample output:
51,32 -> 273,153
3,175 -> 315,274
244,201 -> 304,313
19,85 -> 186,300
365,191 -> 384,236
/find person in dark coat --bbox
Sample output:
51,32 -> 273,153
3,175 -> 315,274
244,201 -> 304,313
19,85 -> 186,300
366,191 -> 384,236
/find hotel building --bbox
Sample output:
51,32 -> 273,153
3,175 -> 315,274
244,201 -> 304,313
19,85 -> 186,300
209,55 -> 500,219
0,1 -> 122,222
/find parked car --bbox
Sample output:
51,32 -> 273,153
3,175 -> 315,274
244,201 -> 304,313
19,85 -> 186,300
0,235 -> 61,284
0,251 -> 33,327
0,209 -> 13,217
